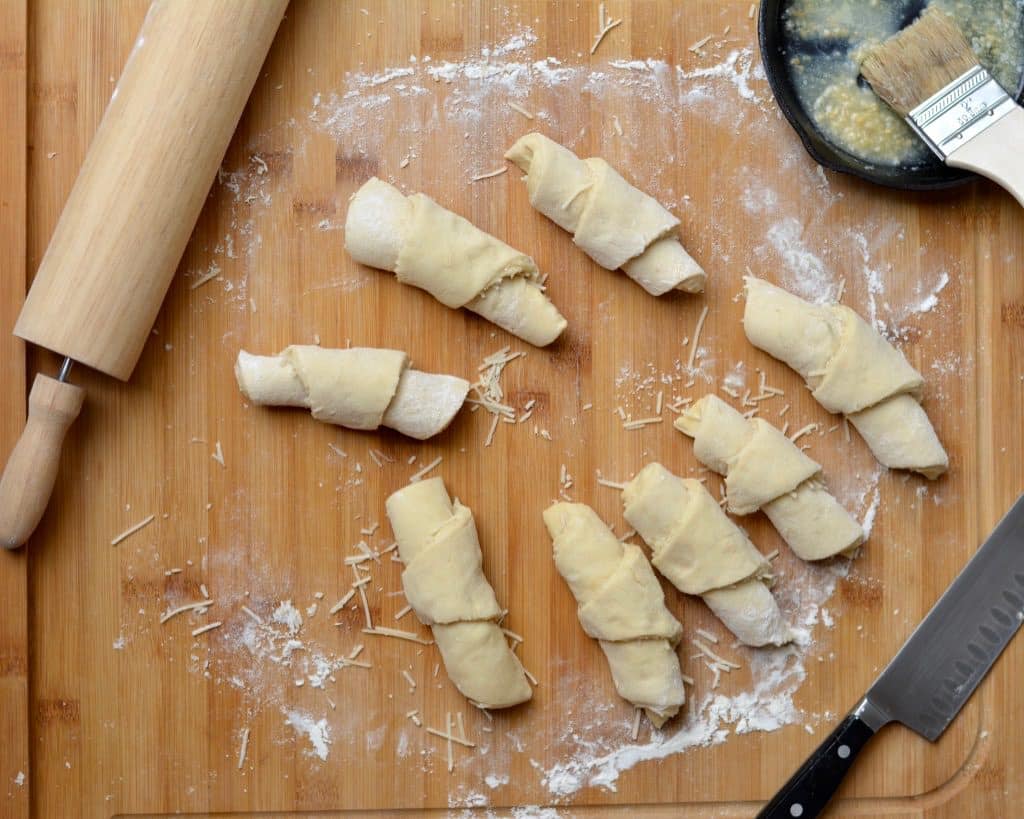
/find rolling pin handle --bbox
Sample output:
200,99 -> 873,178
0,372 -> 85,549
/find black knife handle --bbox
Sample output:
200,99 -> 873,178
757,712 -> 877,818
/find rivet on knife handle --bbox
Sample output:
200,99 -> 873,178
757,706 -> 883,819
0,365 -> 83,549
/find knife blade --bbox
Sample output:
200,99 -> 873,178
759,493 -> 1024,819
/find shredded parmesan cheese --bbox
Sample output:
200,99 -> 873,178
689,34 -> 713,53
631,708 -> 642,740
687,306 -> 709,370
401,669 -> 417,689
706,659 -> 722,689
470,166 -> 508,182
591,2 -> 623,54
329,590 -> 356,615
789,423 -> 818,443
190,267 -> 221,290
110,514 -> 155,546
409,455 -> 442,482
191,621 -> 222,637
362,627 -> 433,645
695,628 -> 719,644
623,416 -> 663,430
484,413 -> 500,447
596,476 -> 627,490
427,724 -> 476,750
237,728 -> 250,770
160,600 -> 215,624
692,638 -> 741,670
508,102 -> 534,120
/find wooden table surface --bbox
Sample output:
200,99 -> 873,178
2,1 -> 1024,816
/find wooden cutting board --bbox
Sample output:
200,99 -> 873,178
4,1 -> 1024,816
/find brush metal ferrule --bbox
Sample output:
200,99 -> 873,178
906,65 -> 1015,161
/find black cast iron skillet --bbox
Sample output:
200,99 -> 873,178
758,0 -> 1024,190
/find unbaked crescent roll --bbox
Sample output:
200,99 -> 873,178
235,346 -> 469,440
386,478 -> 532,708
743,277 -> 948,478
344,177 -> 567,347
622,463 -> 793,647
676,395 -> 864,562
504,132 -> 705,296
543,502 -> 685,726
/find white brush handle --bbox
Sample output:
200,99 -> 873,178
946,105 -> 1024,209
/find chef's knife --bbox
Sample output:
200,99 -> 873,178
759,493 -> 1024,819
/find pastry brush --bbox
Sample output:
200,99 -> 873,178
860,7 -> 1024,207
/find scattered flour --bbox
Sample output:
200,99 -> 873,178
284,709 -> 332,761
722,361 -> 747,393
907,271 -> 950,316
765,217 -> 836,303
485,773 -> 510,789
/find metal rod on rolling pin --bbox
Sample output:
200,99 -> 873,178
0,1 -> 288,549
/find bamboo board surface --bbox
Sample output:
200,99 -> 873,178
5,1 -> 1024,816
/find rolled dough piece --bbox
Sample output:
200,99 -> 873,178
235,346 -> 469,440
504,132 -> 706,296
743,277 -> 948,478
676,395 -> 864,561
386,478 -> 532,708
543,502 -> 685,726
621,463 -> 793,647
344,177 -> 567,347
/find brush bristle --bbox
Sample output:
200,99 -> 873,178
860,8 -> 980,116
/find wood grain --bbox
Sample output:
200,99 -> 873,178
6,1 -> 1024,817
0,0 -> 28,815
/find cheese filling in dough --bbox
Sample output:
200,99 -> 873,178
387,478 -> 532,708
622,463 -> 793,647
676,395 -> 864,562
743,277 -> 948,478
543,502 -> 685,726
344,177 -> 567,347
235,346 -> 469,440
504,133 -> 706,296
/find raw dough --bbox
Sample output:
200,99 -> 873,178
621,463 -> 792,647
543,502 -> 685,726
344,177 -> 567,347
386,477 -> 532,708
505,132 -> 706,296
743,277 -> 948,478
676,395 -> 864,561
235,346 -> 469,440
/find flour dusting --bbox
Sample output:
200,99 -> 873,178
284,709 -> 332,761
127,8 -> 966,807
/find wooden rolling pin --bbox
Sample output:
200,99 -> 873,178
0,0 -> 288,549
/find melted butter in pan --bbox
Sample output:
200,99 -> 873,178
784,0 -> 1024,166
